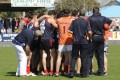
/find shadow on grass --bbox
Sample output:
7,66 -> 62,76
5,72 -> 16,76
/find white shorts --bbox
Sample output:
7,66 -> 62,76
58,45 -> 72,52
104,42 -> 108,55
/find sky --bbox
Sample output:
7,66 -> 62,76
100,0 -> 120,17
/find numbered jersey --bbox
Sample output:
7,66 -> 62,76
40,19 -> 54,39
27,22 -> 33,29
57,17 -> 72,45
40,20 -> 46,34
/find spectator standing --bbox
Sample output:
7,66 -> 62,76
12,18 -> 16,32
4,18 -> 11,32
0,20 -> 4,33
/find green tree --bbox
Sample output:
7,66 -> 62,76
33,7 -> 47,15
56,0 -> 100,11
0,12 -> 23,19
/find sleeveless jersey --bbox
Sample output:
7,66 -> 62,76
57,17 -> 72,45
40,19 -> 54,39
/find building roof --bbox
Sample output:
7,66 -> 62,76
97,0 -> 120,7
103,0 -> 120,7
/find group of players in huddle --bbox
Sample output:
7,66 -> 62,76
13,7 -> 112,78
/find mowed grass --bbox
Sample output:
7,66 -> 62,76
0,45 -> 120,80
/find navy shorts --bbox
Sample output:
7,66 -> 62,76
41,39 -> 54,52
53,38 -> 58,50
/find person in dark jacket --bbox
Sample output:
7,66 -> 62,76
86,7 -> 113,76
12,29 -> 41,77
68,9 -> 92,78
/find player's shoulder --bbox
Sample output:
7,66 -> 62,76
66,17 -> 73,23
57,17 -> 63,21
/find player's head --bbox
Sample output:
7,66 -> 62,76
62,9 -> 70,17
48,10 -> 56,18
25,11 -> 33,22
56,10 -> 64,19
37,12 -> 44,19
93,7 -> 100,14
79,9 -> 86,16
71,10 -> 79,17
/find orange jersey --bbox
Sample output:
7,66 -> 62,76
104,30 -> 109,42
57,17 -> 72,45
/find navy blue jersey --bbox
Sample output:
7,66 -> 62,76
27,22 -> 33,29
69,17 -> 91,44
27,22 -> 39,31
88,13 -> 112,35
40,19 -> 54,39
15,29 -> 34,46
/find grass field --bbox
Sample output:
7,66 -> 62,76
0,45 -> 120,80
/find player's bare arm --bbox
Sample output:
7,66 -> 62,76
49,18 -> 58,28
36,15 -> 50,22
88,31 -> 92,40
25,45 -> 31,56
18,21 -> 26,33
